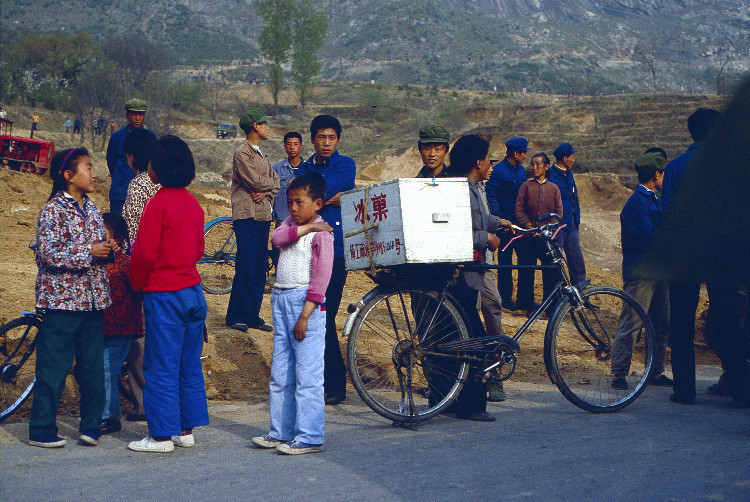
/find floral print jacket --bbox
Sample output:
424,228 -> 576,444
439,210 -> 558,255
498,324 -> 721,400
34,192 -> 111,311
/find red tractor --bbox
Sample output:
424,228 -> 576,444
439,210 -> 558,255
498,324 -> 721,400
0,118 -> 55,174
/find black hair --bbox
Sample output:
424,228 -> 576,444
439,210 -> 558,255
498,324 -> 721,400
310,115 -> 342,140
122,128 -> 157,173
644,147 -> 667,162
283,131 -> 303,143
287,171 -> 327,202
531,152 -> 550,166
687,108 -> 720,142
149,135 -> 195,188
48,147 -> 90,200
418,141 -> 450,152
449,135 -> 490,176
636,167 -> 659,184
102,212 -> 130,249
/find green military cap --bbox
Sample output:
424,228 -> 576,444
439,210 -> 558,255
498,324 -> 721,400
419,124 -> 450,144
239,107 -> 270,134
634,152 -> 666,178
124,98 -> 148,112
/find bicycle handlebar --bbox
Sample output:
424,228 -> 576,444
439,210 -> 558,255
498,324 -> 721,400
497,213 -> 566,252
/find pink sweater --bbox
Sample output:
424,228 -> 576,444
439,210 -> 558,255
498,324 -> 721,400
272,216 -> 334,304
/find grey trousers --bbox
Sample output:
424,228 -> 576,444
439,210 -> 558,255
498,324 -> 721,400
611,279 -> 670,377
479,265 -> 505,337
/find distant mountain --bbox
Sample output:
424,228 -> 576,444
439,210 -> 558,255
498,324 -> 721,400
3,0 -> 749,93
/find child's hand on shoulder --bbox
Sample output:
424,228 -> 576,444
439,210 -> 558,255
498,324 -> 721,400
309,221 -> 332,233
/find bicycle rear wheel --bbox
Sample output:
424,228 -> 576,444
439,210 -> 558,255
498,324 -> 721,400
544,286 -> 654,413
198,218 -> 235,294
347,289 -> 470,423
0,316 -> 40,421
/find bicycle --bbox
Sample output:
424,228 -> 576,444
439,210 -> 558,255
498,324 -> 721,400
0,308 -> 211,421
344,214 -> 655,425
199,216 -> 236,295
198,216 -> 276,295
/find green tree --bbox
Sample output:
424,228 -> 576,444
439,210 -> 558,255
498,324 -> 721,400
291,1 -> 327,119
254,0 -> 295,114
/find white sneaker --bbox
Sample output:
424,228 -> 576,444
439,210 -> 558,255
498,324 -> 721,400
251,435 -> 285,449
128,436 -> 175,453
172,434 -> 195,448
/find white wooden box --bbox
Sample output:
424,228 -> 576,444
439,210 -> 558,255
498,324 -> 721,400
341,178 -> 473,271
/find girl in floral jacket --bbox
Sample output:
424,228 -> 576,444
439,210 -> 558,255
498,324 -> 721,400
28,147 -> 118,448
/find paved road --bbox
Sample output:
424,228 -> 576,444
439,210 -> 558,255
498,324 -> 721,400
1,365 -> 748,501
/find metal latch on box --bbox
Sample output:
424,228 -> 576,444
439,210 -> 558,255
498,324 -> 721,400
432,213 -> 450,223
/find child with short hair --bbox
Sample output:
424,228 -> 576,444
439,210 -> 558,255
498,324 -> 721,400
251,171 -> 333,454
100,212 -> 143,435
29,147 -> 116,448
127,135 -> 209,453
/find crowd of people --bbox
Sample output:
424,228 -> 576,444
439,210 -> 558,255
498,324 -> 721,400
25,86 -> 750,454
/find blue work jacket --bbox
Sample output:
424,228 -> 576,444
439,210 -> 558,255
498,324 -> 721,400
620,185 -> 661,281
106,125 -> 157,201
297,150 -> 356,258
485,158 -> 527,221
547,164 -> 581,229
661,142 -> 701,216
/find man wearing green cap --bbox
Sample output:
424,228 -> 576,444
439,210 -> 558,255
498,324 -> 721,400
610,152 -> 672,391
226,108 -> 280,333
415,125 -> 451,178
106,98 -> 156,214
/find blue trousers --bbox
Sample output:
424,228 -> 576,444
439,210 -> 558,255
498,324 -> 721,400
557,227 -> 587,286
102,335 -> 137,420
226,218 -> 271,327
143,285 -> 209,437
269,287 -> 326,445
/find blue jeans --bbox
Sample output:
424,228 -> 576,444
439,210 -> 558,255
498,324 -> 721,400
557,227 -> 586,286
269,287 -> 326,445
226,218 -> 271,327
102,335 -> 137,420
143,285 -> 209,437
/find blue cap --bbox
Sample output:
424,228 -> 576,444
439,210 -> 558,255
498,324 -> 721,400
505,137 -> 531,153
553,143 -> 577,159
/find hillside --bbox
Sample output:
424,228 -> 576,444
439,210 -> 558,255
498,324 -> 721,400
3,0 -> 749,94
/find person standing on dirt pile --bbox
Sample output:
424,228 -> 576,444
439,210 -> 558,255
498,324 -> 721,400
225,108 -> 279,333
547,142 -> 586,287
651,104 -> 750,407
443,134 -> 516,421
270,131 -> 304,272
64,118 -> 72,133
610,152 -> 673,391
296,115 -> 356,406
486,137 -> 531,311
514,152 -> 563,314
106,99 -> 157,214
30,112 -> 39,138
29,147 -> 116,448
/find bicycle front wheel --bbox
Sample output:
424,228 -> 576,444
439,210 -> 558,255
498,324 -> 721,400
198,218 -> 235,294
544,286 -> 654,413
0,316 -> 40,421
347,289 -> 470,423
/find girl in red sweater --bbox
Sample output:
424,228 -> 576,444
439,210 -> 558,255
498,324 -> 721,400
127,136 -> 208,453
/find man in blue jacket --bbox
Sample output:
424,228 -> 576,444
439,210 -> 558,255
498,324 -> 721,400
296,115 -> 356,406
106,99 -> 157,214
486,137 -> 530,310
611,152 -> 672,390
547,143 -> 586,286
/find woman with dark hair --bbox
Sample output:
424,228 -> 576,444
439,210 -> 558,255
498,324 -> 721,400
446,135 -> 515,421
29,148 -> 118,448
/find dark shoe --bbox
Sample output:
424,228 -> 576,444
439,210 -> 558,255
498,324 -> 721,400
79,429 -> 101,446
669,393 -> 694,405
250,323 -> 273,332
29,434 -> 67,448
100,418 -> 122,435
456,411 -> 496,422
706,383 -> 731,397
649,374 -> 674,387
228,323 -> 249,332
126,412 -> 147,422
487,381 -> 506,402
324,392 -> 346,405
611,377 -> 628,390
